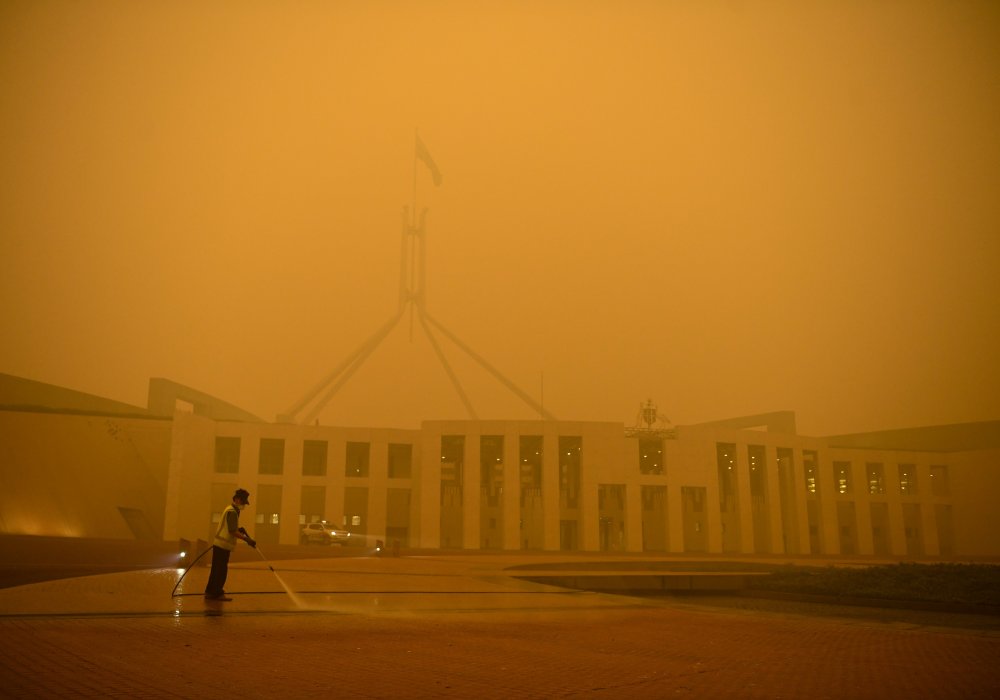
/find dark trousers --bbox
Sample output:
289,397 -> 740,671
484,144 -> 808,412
205,546 -> 231,597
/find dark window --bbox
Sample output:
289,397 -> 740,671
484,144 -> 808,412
930,465 -> 950,497
898,464 -> 917,495
300,485 -> 325,524
441,436 -> 465,486
214,437 -> 240,473
803,450 -> 819,495
259,438 -> 284,475
388,443 -> 412,478
834,461 -> 852,495
639,438 -> 663,475
748,445 -> 767,505
480,435 -> 504,489
519,435 -> 543,489
560,436 -> 582,508
302,440 -> 328,477
717,443 -> 737,510
866,463 -> 885,495
346,442 -> 370,477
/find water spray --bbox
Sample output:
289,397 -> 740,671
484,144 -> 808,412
252,544 -> 307,607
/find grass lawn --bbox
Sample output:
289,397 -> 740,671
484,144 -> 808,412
747,562 -> 1000,607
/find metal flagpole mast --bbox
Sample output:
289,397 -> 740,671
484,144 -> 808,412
409,130 -> 419,339
412,129 -> 418,228
282,132 -> 557,424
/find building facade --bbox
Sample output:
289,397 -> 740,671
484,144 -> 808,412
162,410 -> 996,558
2,374 -> 997,558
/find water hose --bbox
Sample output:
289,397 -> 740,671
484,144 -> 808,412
171,540 -> 280,598
170,545 -> 214,598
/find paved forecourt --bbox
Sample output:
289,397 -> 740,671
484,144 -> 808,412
1,553 -> 999,698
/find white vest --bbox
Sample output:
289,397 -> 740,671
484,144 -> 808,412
213,504 -> 239,550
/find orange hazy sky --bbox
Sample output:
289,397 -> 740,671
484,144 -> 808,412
1,0 -> 998,435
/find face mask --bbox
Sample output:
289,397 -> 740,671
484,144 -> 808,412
234,502 -> 246,511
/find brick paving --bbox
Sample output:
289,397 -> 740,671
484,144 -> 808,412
1,555 -> 999,698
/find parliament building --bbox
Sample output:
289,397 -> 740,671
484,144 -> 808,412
2,373 -> 998,559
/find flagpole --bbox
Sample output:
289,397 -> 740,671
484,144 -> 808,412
410,129 -> 418,339
540,371 -> 545,419
412,129 -> 418,228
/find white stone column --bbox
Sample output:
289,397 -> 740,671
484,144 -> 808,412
818,451 -> 841,554
280,430 -> 304,545
736,443 -> 755,553
463,430 -> 480,550
766,446 -> 785,554
367,434 -> 388,547
417,429 -> 442,548
855,490 -> 874,555
326,434 -> 347,528
502,426 -> 520,550
921,501 -> 941,555
789,450 -> 811,554
579,438 -> 601,552
667,484 -> 684,553
542,425 -> 561,551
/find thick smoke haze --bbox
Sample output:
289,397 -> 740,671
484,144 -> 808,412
2,0 -> 998,435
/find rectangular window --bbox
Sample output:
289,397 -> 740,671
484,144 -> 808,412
559,436 -> 582,509
748,445 -> 767,502
681,486 -> 707,552
898,464 -> 917,495
440,435 -> 466,548
903,503 -> 923,555
344,486 -> 368,533
834,461 -> 852,495
388,443 -> 412,479
346,442 -> 370,477
642,485 -> 664,511
480,435 -> 504,507
599,483 -> 626,551
210,483 -> 235,532
259,438 -> 284,475
519,435 -> 543,489
480,435 -> 504,548
803,450 -> 818,495
214,437 -> 240,473
302,440 -> 328,477
299,485 -> 325,525
441,435 -> 465,486
639,438 -> 663,475
776,447 -> 801,554
716,443 -> 737,511
684,486 -> 704,513
386,488 -> 411,545
936,504 -> 954,555
255,484 -> 282,545
866,463 -> 885,495
930,465 -> 950,497
748,445 -> 770,553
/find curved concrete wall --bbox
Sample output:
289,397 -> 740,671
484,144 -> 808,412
0,411 -> 171,538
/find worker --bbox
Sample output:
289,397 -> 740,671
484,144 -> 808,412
205,488 -> 256,601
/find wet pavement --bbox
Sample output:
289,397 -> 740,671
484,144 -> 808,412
1,552 -> 999,698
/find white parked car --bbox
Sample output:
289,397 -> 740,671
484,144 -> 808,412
300,522 -> 351,545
